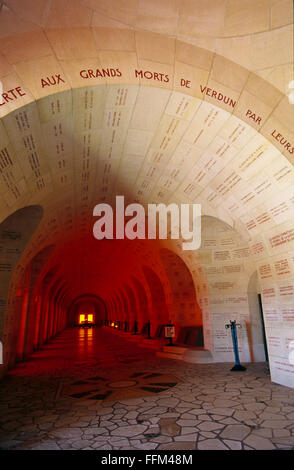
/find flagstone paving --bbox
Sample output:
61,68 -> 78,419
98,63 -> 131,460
0,327 -> 294,450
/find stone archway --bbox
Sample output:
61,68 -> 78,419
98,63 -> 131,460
130,276 -> 149,332
68,294 -> 107,327
160,248 -> 204,347
160,248 -> 202,326
142,265 -> 170,337
0,205 -> 43,373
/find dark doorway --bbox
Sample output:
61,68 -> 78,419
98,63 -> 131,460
258,294 -> 269,362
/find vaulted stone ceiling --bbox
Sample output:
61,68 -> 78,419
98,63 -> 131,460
0,0 -> 293,388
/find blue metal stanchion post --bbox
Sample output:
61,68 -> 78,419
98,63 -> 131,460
225,320 -> 246,371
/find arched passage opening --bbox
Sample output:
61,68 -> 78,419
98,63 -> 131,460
67,294 -> 107,327
0,205 -> 43,371
113,293 -> 125,326
160,248 -> 204,347
124,284 -> 138,333
130,276 -> 149,333
142,265 -> 170,338
35,266 -> 62,349
118,288 -> 130,330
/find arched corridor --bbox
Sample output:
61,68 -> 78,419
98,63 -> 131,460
0,0 -> 294,453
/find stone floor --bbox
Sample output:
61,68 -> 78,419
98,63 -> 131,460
1,327 -> 294,450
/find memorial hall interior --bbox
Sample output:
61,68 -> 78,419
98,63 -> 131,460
0,0 -> 294,451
